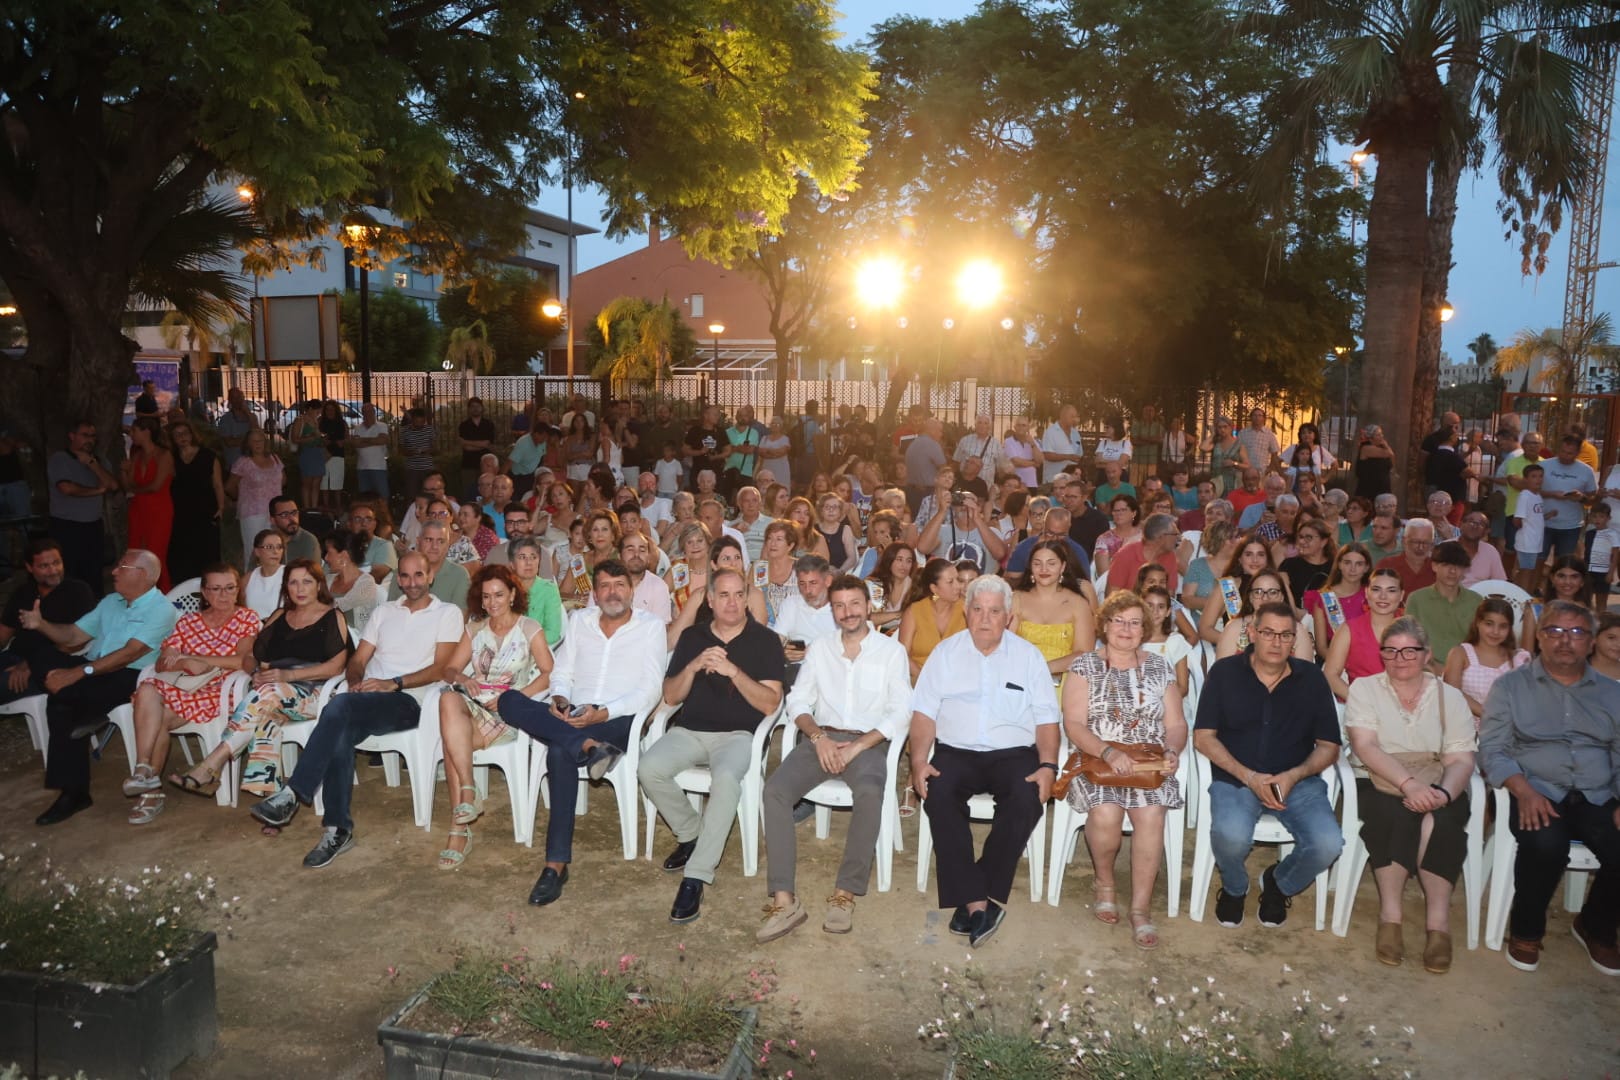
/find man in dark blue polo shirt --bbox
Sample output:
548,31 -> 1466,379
1194,602 -> 1343,928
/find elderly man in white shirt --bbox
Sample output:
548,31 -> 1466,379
757,575 -> 911,941
498,558 -> 669,906
910,574 -> 1060,947
953,413 -> 1012,480
1041,404 -> 1084,485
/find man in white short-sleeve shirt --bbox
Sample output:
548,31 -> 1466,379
250,551 -> 463,869
1041,405 -> 1084,485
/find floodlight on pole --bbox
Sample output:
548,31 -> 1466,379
541,299 -> 563,319
854,257 -> 906,309
955,259 -> 1003,310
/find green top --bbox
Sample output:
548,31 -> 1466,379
1134,420 -> 1164,465
389,560 -> 470,610
1095,481 -> 1138,507
725,425 -> 760,477
525,577 -> 565,647
1404,585 -> 1484,665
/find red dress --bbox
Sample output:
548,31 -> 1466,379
128,452 -> 174,589
148,609 -> 263,721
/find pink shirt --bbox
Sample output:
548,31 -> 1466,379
231,455 -> 285,521
1461,542 -> 1508,588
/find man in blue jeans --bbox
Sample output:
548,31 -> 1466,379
1194,603 -> 1343,928
250,551 -> 463,868
498,560 -> 668,906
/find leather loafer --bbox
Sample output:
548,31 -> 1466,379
948,906 -> 973,936
968,904 -> 1005,948
1375,921 -> 1404,966
662,839 -> 697,872
670,877 -> 703,923
584,745 -> 622,783
1422,930 -> 1452,975
528,866 -> 569,906
35,791 -> 93,826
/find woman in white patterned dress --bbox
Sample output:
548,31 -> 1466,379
1062,589 -> 1186,950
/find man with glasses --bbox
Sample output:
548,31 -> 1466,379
1376,518 -> 1437,595
400,471 -> 458,547
47,420 -> 119,595
485,502 -> 535,568
1404,541 -> 1483,675
347,501 -> 397,585
16,550 -> 178,824
388,519 -> 468,609
1458,510 -> 1508,587
268,495 -> 320,564
1194,603 -> 1343,928
1480,599 -> 1620,975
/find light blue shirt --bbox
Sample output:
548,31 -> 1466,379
910,629 -> 1060,751
75,588 -> 179,669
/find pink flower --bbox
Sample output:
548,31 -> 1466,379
611,1056 -> 623,1068
593,1019 -> 612,1030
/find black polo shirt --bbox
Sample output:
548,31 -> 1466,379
1069,504 -> 1110,559
1,577 -> 95,664
1194,654 -> 1340,786
667,616 -> 785,734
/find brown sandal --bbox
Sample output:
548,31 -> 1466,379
166,767 -> 218,798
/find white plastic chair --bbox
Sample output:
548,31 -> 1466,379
914,744 -> 1048,903
1046,743 -> 1192,916
1483,785 -> 1604,950
1186,748 -> 1346,930
105,669 -> 250,808
279,674 -> 437,824
525,687 -> 663,858
1330,767 -> 1487,948
417,685 -> 531,843
639,699 -> 783,877
0,694 -> 50,765
1468,579 -> 1532,635
776,716 -> 907,893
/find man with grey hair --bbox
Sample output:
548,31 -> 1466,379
953,413 -> 1011,480
774,555 -> 837,663
1237,473 -> 1289,530
17,549 -> 178,825
1426,490 -> 1459,542
1480,598 -> 1620,975
909,574 -> 1061,947
1373,492 -> 1400,522
1376,517 -> 1437,594
390,520 -> 470,608
1105,512 -> 1182,594
732,485 -> 769,562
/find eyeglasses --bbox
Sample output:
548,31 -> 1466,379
1256,629 -> 1296,642
1540,626 -> 1593,641
1250,587 -> 1283,599
273,510 -> 299,519
1108,618 -> 1144,630
350,515 -> 376,524
1379,646 -> 1426,661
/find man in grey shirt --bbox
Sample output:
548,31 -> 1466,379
215,388 -> 256,469
47,420 -> 118,596
1480,599 -> 1620,976
904,417 -> 947,515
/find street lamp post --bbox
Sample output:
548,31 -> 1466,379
708,321 -> 725,369
344,224 -> 374,405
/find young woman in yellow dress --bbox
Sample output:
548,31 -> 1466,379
1010,538 -> 1097,679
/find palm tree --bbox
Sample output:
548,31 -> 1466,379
591,297 -> 695,384
1495,314 -> 1620,402
1466,331 -> 1499,366
1239,0 -> 1593,500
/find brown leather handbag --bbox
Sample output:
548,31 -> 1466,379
1052,742 -> 1169,799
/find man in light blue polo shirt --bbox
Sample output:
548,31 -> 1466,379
18,549 -> 178,825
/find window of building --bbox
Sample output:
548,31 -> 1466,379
689,293 -> 704,318
393,271 -> 410,289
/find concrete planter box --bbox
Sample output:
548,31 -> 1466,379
378,981 -> 757,1080
0,931 -> 218,1080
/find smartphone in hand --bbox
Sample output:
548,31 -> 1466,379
1268,781 -> 1284,804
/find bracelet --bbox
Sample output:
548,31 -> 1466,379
1429,783 -> 1453,804
1398,776 -> 1415,792
1036,762 -> 1058,774
808,729 -> 825,743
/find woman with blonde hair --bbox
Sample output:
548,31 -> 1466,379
664,521 -> 714,614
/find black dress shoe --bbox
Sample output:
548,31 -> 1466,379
948,906 -> 973,936
528,866 -> 569,906
35,791 -> 93,826
670,877 -> 703,923
968,904 -> 1005,948
662,839 -> 697,872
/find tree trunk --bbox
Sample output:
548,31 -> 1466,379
772,332 -> 794,421
1361,138 -> 1433,509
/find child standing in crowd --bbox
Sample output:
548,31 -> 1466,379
654,442 -> 684,498
1582,502 -> 1620,608
1513,462 -> 1545,592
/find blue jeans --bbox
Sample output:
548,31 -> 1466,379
0,479 -> 30,519
287,690 -> 421,830
357,469 -> 389,501
1208,774 -> 1343,897
498,691 -> 634,864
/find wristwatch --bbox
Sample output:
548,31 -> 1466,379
392,676 -> 404,692
1036,762 -> 1058,774
81,664 -> 95,677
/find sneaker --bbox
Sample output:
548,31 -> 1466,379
1506,936 -> 1542,972
1258,865 -> 1291,928
756,896 -> 808,943
1572,916 -> 1620,977
1214,888 -> 1245,928
822,893 -> 855,935
122,767 -> 161,797
302,826 -> 355,869
249,787 -> 299,829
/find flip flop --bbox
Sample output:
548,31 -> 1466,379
166,770 -> 218,798
1094,886 -> 1120,925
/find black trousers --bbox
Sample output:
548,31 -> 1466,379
1509,791 -> 1620,944
923,743 -> 1043,909
0,648 -> 80,707
49,517 -> 104,597
44,667 -> 140,794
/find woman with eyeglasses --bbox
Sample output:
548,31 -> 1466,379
1442,597 -> 1529,723
1345,617 -> 1476,974
1093,494 -> 1142,578
561,509 -> 623,599
505,537 -> 565,648
1521,555 -> 1593,653
1324,567 -> 1406,701
243,529 -> 286,620
124,565 -> 261,824
1061,589 -> 1184,949
1216,571 -> 1314,661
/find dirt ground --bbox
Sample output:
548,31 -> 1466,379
1,718 -> 1616,1080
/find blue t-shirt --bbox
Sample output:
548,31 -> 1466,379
75,588 -> 179,669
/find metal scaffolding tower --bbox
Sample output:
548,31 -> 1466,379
1565,40 -> 1618,392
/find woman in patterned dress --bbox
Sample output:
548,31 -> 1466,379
124,565 -> 262,824
758,521 -> 800,626
436,564 -> 553,867
1062,589 -> 1186,950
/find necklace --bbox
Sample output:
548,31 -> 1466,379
1102,650 -> 1146,728
1253,661 -> 1288,692
1392,677 -> 1426,712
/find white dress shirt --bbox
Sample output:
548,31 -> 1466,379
1040,422 -> 1083,484
548,607 -> 667,718
910,629 -> 1060,751
586,571 -> 674,623
773,593 -> 838,644
784,626 -> 912,741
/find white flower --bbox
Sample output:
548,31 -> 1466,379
1282,963 -> 1292,973
154,916 -> 166,928
1337,994 -> 1348,1004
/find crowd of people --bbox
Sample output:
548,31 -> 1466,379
0,394 -> 1616,975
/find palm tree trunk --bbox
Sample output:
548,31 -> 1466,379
1361,138 -> 1432,507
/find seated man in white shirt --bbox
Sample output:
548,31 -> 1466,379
773,555 -> 837,661
910,575 -> 1060,948
757,575 -> 911,940
498,559 -> 669,906
250,552 -> 464,869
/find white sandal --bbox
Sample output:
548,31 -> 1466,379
122,764 -> 160,797
128,793 -> 166,825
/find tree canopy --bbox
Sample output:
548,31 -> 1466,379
438,269 -> 563,376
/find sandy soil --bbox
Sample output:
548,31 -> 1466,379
0,719 -> 1615,1080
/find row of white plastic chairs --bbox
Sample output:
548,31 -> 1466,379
0,579 -> 1595,948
